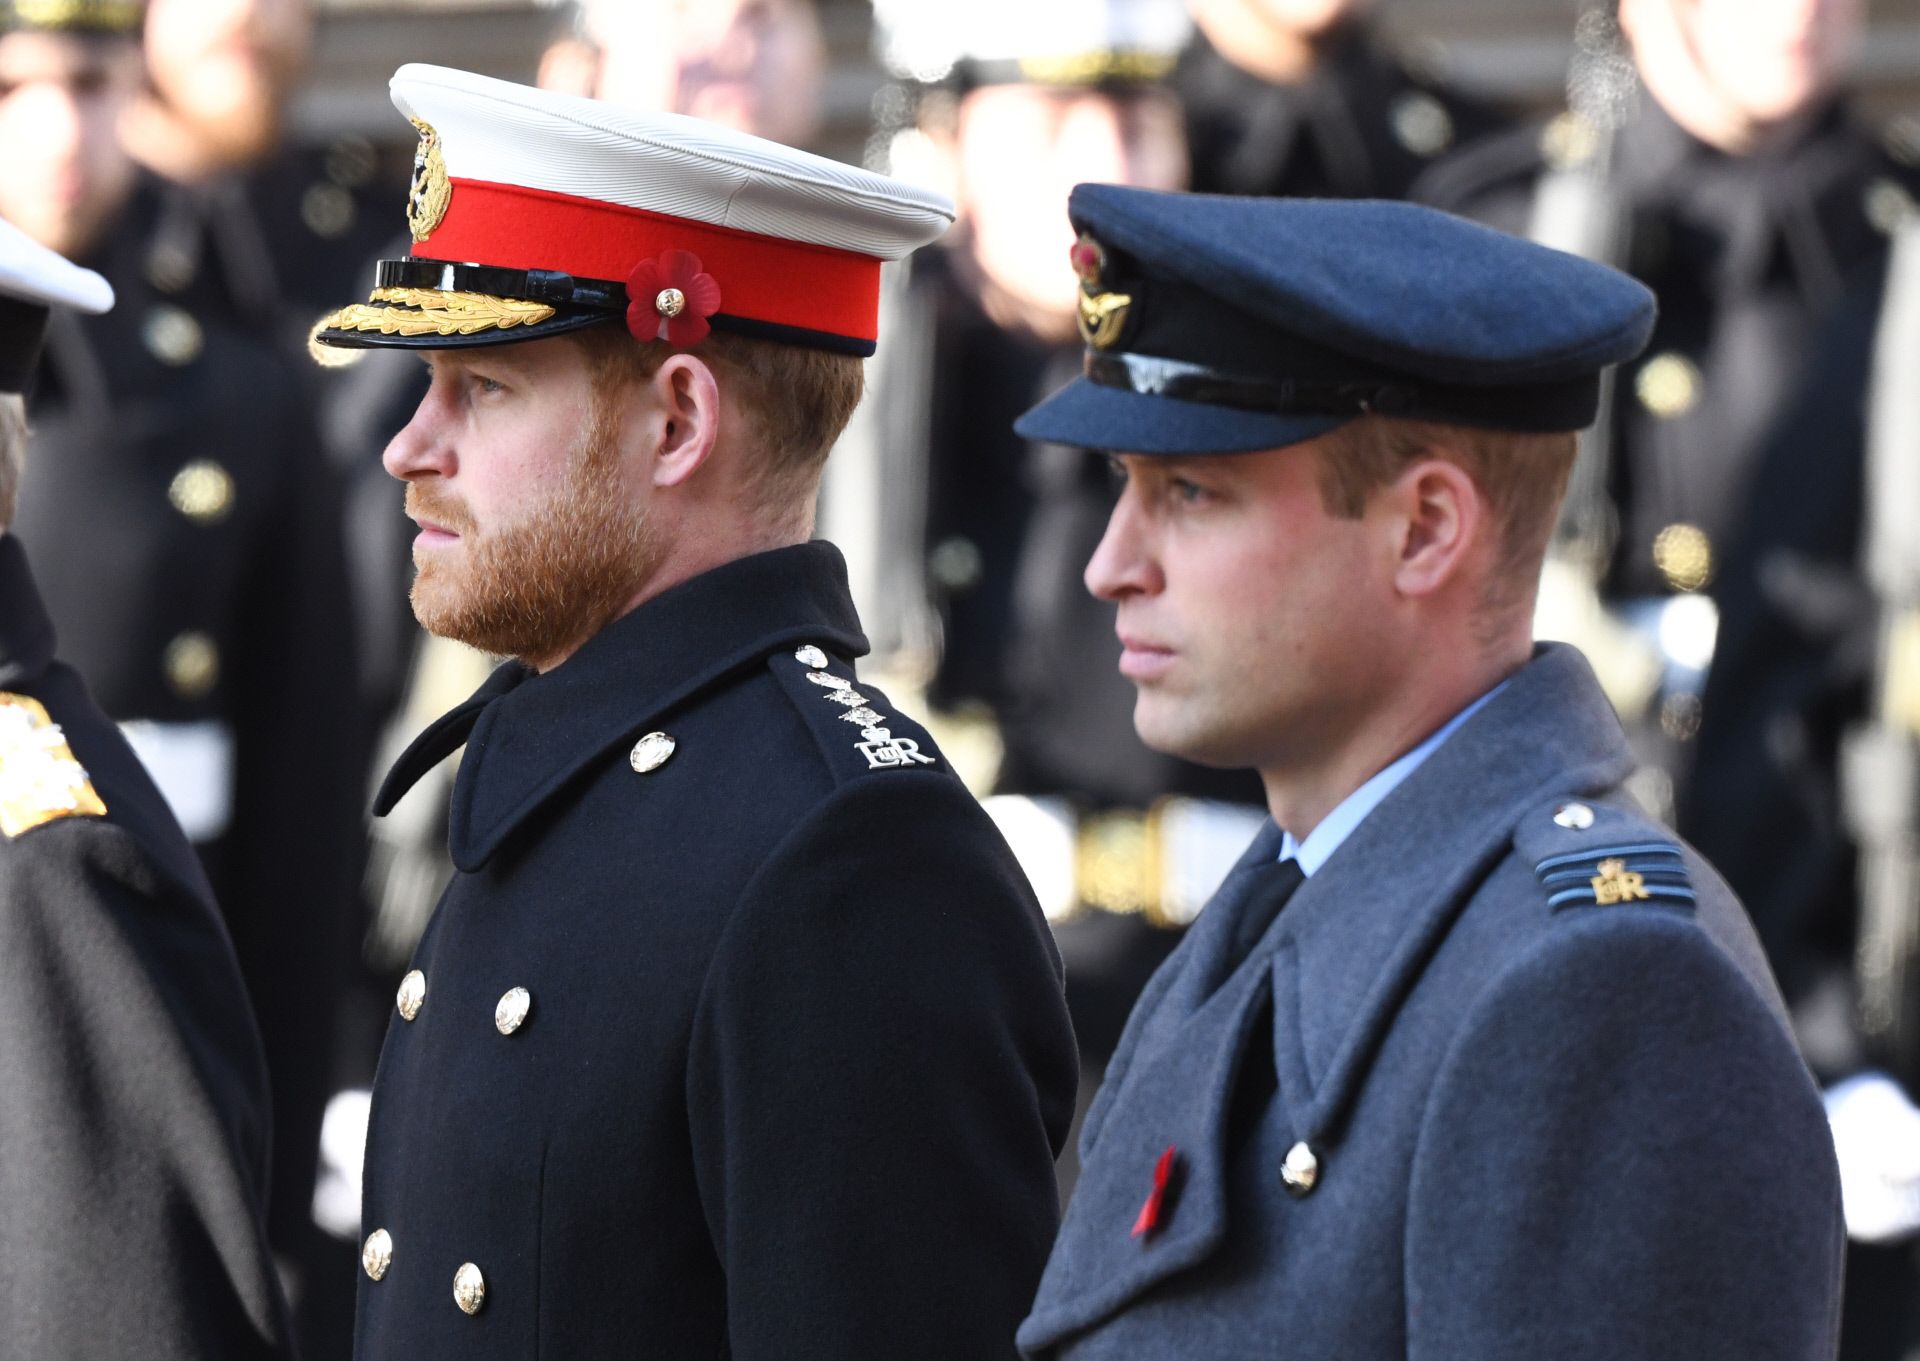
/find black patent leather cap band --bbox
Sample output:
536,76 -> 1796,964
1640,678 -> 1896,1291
352,257 -> 877,356
1084,350 -> 1601,433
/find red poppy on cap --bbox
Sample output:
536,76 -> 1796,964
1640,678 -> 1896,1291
627,250 -> 722,348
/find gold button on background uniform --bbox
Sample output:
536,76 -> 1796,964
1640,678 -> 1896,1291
397,969 -> 426,1021
143,305 -> 205,367
1389,91 -> 1455,159
495,986 -> 532,1036
630,731 -> 676,774
362,1229 -> 393,1281
163,632 -> 220,700
1652,522 -> 1714,593
454,1262 -> 486,1315
1635,352 -> 1702,420
168,460 -> 236,526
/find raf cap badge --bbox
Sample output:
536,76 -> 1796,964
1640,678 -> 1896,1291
0,693 -> 106,837
1071,233 -> 1133,351
406,118 -> 452,244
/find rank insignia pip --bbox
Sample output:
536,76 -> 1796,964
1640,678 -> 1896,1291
1532,842 -> 1696,912
803,669 -> 936,772
0,693 -> 106,837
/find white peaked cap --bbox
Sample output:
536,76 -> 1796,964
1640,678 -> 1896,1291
0,216 -> 112,315
390,64 -> 953,261
315,65 -> 954,357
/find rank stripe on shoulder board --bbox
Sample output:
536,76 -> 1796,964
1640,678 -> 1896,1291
1533,842 -> 1695,910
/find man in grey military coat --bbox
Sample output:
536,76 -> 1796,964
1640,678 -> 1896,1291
1013,185 -> 1844,1359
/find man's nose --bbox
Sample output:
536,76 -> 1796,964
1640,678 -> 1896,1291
1085,488 -> 1161,601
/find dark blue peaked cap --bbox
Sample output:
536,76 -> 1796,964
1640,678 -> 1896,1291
1016,184 -> 1658,456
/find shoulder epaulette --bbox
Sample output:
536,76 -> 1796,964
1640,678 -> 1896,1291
766,644 -> 944,784
1513,797 -> 1695,915
0,692 -> 107,837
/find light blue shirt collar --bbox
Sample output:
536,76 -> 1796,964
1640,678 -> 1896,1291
1279,681 -> 1508,876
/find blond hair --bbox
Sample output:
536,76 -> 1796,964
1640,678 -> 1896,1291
1314,416 -> 1578,626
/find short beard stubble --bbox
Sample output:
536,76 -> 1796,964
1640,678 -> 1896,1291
404,393 -> 663,668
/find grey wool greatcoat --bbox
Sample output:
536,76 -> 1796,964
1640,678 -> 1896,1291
1019,643 -> 1844,1360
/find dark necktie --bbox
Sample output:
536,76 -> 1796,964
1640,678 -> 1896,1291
1208,857 -> 1307,995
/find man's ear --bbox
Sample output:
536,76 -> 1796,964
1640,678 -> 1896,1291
1388,457 -> 1484,600
647,353 -> 722,490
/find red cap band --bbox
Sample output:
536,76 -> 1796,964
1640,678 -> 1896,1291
419,180 -> 885,344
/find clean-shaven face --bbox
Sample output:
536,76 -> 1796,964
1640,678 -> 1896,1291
1084,440 -> 1399,773
382,334 -> 662,666
0,32 -> 141,257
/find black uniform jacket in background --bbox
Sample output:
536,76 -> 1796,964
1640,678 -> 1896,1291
358,542 -> 1077,1360
14,175 -> 365,1265
1419,99 -> 1919,602
0,535 -> 293,1359
1020,646 -> 1842,1360
1174,21 -> 1512,202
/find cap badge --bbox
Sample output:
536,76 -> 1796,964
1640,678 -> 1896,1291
627,250 -> 721,348
406,119 -> 453,244
1071,234 -> 1132,351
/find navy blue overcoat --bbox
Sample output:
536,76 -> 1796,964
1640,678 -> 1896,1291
358,542 -> 1077,1360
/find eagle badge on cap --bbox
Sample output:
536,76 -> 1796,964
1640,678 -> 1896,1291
1072,233 -> 1132,351
407,118 -> 453,244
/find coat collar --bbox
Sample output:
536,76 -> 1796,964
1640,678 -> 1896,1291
0,535 -> 57,691
374,541 -> 868,872
1020,643 -> 1635,1354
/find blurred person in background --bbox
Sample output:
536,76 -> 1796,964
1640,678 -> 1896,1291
1418,0 -> 1911,816
120,0 -> 404,344
1176,0 -> 1511,200
0,0 -> 361,1340
0,216 -> 294,1361
1421,2 -> 1920,1355
538,0 -> 826,149
866,0 -> 1270,1194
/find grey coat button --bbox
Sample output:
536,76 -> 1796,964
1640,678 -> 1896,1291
1281,1142 -> 1321,1198
1553,803 -> 1596,831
